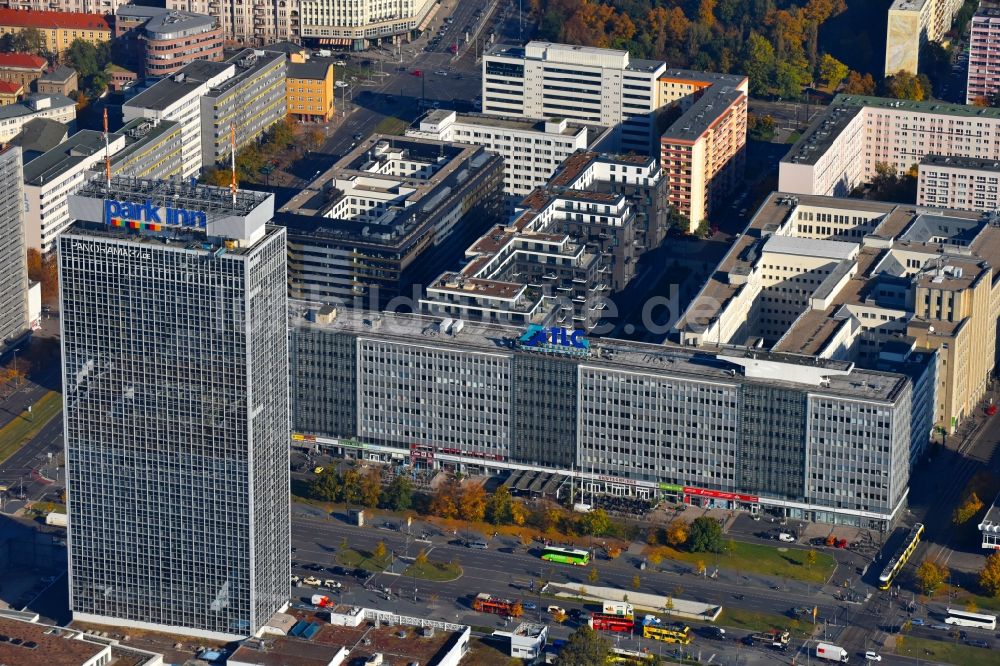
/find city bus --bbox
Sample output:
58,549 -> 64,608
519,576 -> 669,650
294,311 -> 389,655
877,523 -> 924,590
945,608 -> 997,630
540,546 -> 590,565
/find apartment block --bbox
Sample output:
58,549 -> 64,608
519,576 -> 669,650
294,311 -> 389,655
22,118 -> 182,252
286,58 -> 334,122
35,65 -> 77,96
299,0 -> 437,48
124,50 -> 284,177
658,69 -> 749,230
885,0 -> 963,76
917,154 -> 1000,211
200,50 -> 286,168
968,5 -> 1000,104
676,192 -> 1000,438
61,177 -> 289,640
482,42 -> 666,155
0,52 -> 46,90
0,8 -> 112,53
291,307 -> 914,529
405,109 -> 611,200
779,95 -> 1000,197
166,0 -> 297,45
0,93 -> 75,143
420,151 -> 665,330
277,135 -> 505,308
116,5 -> 224,78
0,146 -> 29,358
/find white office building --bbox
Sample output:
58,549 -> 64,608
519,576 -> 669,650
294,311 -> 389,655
917,154 -> 1000,212
481,42 -> 666,155
0,94 -> 75,143
405,109 -> 610,199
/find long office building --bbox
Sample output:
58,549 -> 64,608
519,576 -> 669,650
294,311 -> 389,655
299,0 -> 437,49
23,118 -> 183,253
405,110 -> 611,201
658,69 -> 748,230
482,42 -> 666,155
290,307 -> 913,529
779,94 -> 1000,197
0,146 -> 29,357
885,0 -> 962,76
674,192 -> 1000,440
277,134 -> 504,309
420,151 -> 666,330
123,50 -> 286,177
968,3 -> 1000,104
60,176 -> 289,640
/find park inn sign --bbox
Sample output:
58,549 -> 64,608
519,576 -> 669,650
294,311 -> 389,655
104,199 -> 208,229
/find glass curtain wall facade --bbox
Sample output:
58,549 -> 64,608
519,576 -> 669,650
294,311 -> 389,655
59,224 -> 289,640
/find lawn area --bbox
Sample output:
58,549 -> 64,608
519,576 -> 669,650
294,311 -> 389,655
335,547 -> 392,571
0,391 -> 61,464
374,116 -> 408,135
403,559 -> 462,582
931,585 -> 1000,614
646,540 -> 836,585
895,635 -> 1000,665
718,606 -> 815,640
785,130 -> 802,144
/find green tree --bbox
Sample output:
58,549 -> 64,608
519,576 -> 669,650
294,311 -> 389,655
309,468 -> 342,502
979,551 -> 1000,597
485,485 -> 516,525
818,53 -> 848,88
340,468 -> 364,505
373,540 -> 388,560
775,60 -> 809,99
554,625 -> 611,666
744,32 -> 777,97
380,475 -> 412,511
267,118 -> 295,150
588,567 -> 600,584
915,559 -> 948,595
577,508 -> 612,536
2,28 -> 46,55
688,516 -> 724,553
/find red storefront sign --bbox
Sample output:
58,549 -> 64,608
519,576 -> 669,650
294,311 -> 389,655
683,486 -> 758,503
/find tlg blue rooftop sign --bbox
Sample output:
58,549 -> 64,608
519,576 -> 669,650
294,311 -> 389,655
517,325 -> 589,355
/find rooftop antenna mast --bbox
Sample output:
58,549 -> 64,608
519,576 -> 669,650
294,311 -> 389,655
230,123 -> 238,208
103,107 -> 111,187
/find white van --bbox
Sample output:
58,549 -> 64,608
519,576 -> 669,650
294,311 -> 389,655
467,540 -> 489,549
778,532 -> 795,543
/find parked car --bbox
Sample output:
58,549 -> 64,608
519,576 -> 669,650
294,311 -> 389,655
291,575 -> 301,584
303,576 -> 321,586
547,605 -> 565,615
966,639 -> 991,649
864,652 -> 882,662
522,601 -> 537,611
910,618 -> 925,626
329,566 -> 348,576
323,579 -> 342,590
353,568 -> 371,579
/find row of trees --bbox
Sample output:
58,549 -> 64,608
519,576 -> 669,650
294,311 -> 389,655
204,119 -> 324,185
532,0 -> 849,101
310,466 -> 414,512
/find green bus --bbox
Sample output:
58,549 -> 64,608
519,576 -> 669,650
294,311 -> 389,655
541,546 -> 590,565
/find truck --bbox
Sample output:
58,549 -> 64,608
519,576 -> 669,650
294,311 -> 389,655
749,630 -> 790,649
815,643 -> 848,662
472,593 -> 522,617
45,512 -> 68,527
602,601 -> 634,617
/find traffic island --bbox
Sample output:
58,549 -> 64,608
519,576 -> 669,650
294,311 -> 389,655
403,559 -> 463,582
